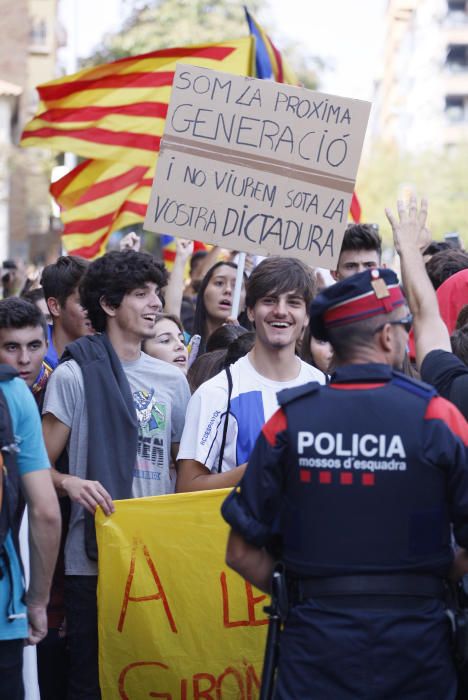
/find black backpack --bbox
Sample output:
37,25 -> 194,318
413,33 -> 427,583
0,365 -> 21,553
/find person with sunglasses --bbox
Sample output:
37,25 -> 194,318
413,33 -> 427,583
222,267 -> 468,699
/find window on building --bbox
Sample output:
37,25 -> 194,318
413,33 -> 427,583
29,17 -> 48,51
445,95 -> 466,121
448,0 -> 466,11
447,44 -> 468,70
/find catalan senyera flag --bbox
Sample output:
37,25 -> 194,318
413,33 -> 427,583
21,38 -> 253,258
20,18 -> 302,260
50,159 -> 155,258
21,39 -> 253,165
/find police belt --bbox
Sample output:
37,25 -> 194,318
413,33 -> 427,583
290,574 -> 446,607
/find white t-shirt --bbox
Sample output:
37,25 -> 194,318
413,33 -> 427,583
177,354 -> 325,473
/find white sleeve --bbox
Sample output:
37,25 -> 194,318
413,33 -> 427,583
176,381 -> 238,472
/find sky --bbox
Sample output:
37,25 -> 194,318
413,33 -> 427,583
59,0 -> 387,102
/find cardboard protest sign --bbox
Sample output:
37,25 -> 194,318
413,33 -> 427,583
96,489 -> 267,699
144,65 -> 371,269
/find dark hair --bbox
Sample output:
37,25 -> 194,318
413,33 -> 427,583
245,256 -> 315,309
80,251 -> 168,333
193,261 -> 243,351
300,324 -> 313,364
456,305 -> 468,330
426,249 -> 468,290
340,224 -> 382,258
0,298 -> 47,339
423,241 -> 451,257
41,255 -> 89,306
300,324 -> 318,367
300,324 -> 334,372
190,250 -> 207,276
187,348 -> 227,393
141,313 -> 184,353
21,287 -> 46,305
451,326 -> 468,366
224,331 -> 255,367
206,323 -> 248,352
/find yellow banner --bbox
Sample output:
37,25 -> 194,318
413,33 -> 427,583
96,489 -> 268,699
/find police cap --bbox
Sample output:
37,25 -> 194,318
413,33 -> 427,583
309,268 -> 406,341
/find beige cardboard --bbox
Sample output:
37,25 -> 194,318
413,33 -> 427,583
144,65 -> 371,268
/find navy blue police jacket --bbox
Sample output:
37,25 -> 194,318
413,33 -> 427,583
222,363 -> 468,579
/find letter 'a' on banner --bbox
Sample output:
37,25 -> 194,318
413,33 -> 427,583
96,489 -> 267,699
144,65 -> 371,270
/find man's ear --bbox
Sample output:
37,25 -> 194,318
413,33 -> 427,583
246,306 -> 255,324
331,269 -> 339,281
46,297 -> 61,319
99,296 -> 116,318
376,323 -> 393,354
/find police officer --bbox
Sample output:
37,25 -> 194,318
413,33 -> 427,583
222,268 -> 468,699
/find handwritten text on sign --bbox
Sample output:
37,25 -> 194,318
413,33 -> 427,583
96,489 -> 267,699
144,66 -> 371,268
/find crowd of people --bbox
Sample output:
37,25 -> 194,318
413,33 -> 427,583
0,195 -> 467,699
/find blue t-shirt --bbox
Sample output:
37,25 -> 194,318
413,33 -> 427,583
0,378 -> 50,640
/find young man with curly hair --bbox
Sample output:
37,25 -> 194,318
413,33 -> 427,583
41,251 -> 191,699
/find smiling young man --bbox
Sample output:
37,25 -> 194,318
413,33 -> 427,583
176,256 -> 326,492
0,298 -> 48,390
41,251 -> 191,699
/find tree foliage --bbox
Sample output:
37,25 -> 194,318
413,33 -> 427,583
82,0 -> 319,88
357,141 -> 468,248
85,0 -> 263,64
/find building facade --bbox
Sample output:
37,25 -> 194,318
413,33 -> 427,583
0,0 -> 61,263
374,0 -> 468,151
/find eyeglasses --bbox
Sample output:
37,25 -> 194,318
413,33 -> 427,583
373,313 -> 413,335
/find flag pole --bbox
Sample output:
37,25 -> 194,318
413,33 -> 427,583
231,252 -> 246,319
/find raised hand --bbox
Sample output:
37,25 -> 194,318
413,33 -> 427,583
120,231 -> 141,253
385,195 -> 430,254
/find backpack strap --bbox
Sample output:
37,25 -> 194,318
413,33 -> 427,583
217,367 -> 233,474
0,371 -> 21,550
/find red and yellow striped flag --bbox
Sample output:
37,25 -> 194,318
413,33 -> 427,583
22,39 -> 253,165
50,159 -> 155,258
21,38 -> 253,257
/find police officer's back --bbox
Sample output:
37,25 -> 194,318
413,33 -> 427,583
222,269 -> 468,700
